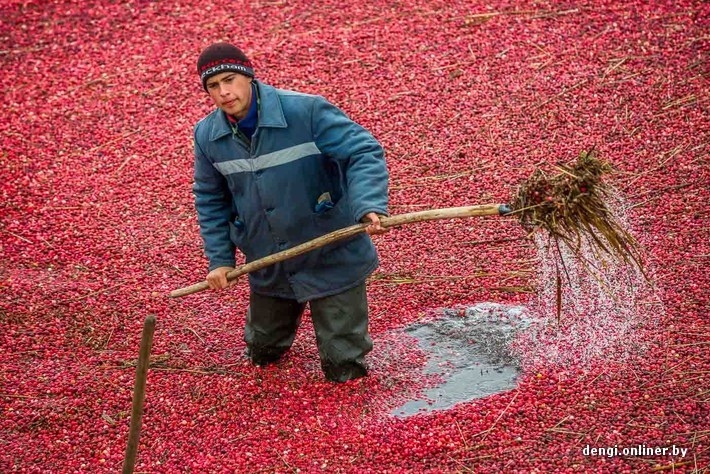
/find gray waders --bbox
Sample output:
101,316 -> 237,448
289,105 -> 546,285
244,283 -> 373,382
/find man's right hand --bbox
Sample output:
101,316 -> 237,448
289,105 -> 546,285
206,266 -> 236,290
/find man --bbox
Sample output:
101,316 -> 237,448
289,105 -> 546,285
192,42 -> 389,382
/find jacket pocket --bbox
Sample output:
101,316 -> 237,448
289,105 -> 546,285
228,220 -> 247,252
314,192 -> 335,215
312,197 -> 351,234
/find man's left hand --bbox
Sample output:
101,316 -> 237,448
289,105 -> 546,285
362,212 -> 389,235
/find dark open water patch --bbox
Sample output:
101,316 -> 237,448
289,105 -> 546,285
391,303 -> 532,417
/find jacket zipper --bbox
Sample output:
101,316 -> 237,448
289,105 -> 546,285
229,127 -> 248,151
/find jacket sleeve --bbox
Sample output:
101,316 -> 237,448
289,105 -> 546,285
310,96 -> 389,222
192,125 -> 236,271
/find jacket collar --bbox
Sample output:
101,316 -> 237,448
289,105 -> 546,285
208,80 -> 286,142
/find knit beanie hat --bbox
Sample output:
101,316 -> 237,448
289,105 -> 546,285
197,42 -> 255,90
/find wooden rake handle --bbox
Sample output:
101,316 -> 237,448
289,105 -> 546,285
169,203 -> 512,298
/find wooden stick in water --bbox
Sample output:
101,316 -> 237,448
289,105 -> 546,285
122,315 -> 156,474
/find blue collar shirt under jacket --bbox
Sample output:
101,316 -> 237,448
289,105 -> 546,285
192,80 -> 389,302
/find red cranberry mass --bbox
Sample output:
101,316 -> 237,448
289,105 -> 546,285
0,0 -> 707,472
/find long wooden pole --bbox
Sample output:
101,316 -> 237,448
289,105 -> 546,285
122,315 -> 157,474
170,204 -> 511,298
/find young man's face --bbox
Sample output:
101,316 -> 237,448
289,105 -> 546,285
205,72 -> 253,120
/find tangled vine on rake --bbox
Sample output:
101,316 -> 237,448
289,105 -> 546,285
511,149 -> 648,319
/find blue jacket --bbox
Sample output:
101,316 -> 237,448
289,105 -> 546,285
193,81 -> 389,302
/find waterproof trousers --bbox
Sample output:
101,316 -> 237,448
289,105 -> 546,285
243,283 -> 373,382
